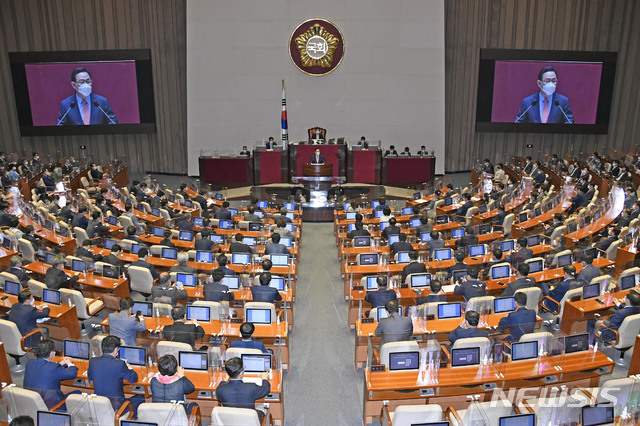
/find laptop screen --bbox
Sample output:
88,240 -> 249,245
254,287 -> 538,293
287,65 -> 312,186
359,253 -> 379,265
210,234 -> 224,244
222,276 -> 240,290
371,201 -> 380,208
193,217 -> 204,227
107,216 -> 118,226
556,254 -> 572,267
243,237 -> 256,246
477,224 -> 491,235
582,282 -> 600,300
565,333 -> 590,354
179,230 -> 193,241
241,353 -> 271,372
196,251 -> 213,263
582,405 -> 614,426
256,201 -> 267,208
491,265 -> 510,280
379,221 -> 389,230
397,252 -> 410,263
4,280 -> 20,296
527,235 -> 540,247
410,219 -> 421,228
58,226 -> 69,237
452,228 -> 464,239
410,274 -> 431,288
413,192 -> 422,200
37,412 -> 71,426
64,339 -> 90,360
469,245 -> 485,257
438,303 -> 461,319
246,308 -> 271,324
176,273 -> 196,287
420,232 -> 431,242
104,238 -> 117,250
270,254 -> 288,266
402,207 -> 414,215
387,234 -> 400,245
161,247 -> 178,260
512,341 -> 538,361
478,204 -> 488,213
494,297 -> 515,313
232,253 -> 251,264
284,203 -> 295,211
152,226 -> 165,237
451,347 -> 481,367
179,351 -> 208,371
434,248 -> 452,261
130,243 -> 140,255
119,346 -> 146,366
499,414 -> 535,426
45,252 -> 56,265
501,240 -> 515,252
388,351 -> 420,371
620,274 -> 638,290
374,210 -> 384,218
132,301 -> 153,317
436,215 -> 448,224
219,220 -> 232,229
72,259 -> 88,272
103,264 -> 120,279
527,259 -> 544,274
280,237 -> 292,247
519,212 -> 528,222
151,208 -> 161,217
186,305 -> 210,322
270,277 -> 285,291
353,236 -> 371,247
365,276 -> 378,290
43,289 -> 61,305
248,222 -> 262,231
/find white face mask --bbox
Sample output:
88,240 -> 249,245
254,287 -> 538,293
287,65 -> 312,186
77,83 -> 92,98
541,82 -> 556,97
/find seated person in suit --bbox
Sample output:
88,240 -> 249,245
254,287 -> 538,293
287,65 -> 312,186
71,205 -> 89,230
108,297 -> 146,346
384,145 -> 398,157
244,205 -> 262,222
169,252 -> 197,274
130,247 -> 160,280
216,357 -> 270,423
86,210 -> 110,239
577,252 -> 601,285
460,226 -> 479,248
122,225 -> 144,245
457,193 -> 474,217
24,339 -> 79,410
216,254 -> 236,276
364,275 -> 397,309
159,229 -> 176,248
22,225 -> 42,252
592,226 -> 620,253
163,306 -> 205,348
88,335 -> 144,417
195,228 -> 215,251
44,255 -> 80,290
214,201 -> 232,220
75,238 -> 102,262
375,300 -> 413,347
175,214 -> 193,231
273,218 -> 294,239
346,221 -> 369,239
265,232 -> 290,255
357,136 -> 369,149
415,279 -> 447,306
229,232 -> 254,254
122,203 -> 141,227
415,215 -> 433,236
507,237 -> 534,264
379,207 -> 394,223
150,355 -> 198,415
492,204 -> 508,226
449,310 -> 489,345
152,272 -> 188,306
497,292 -> 537,343
381,217 -> 401,240
427,231 -> 446,252
500,262 -> 536,297
309,148 -> 326,164
591,289 -> 640,344
454,266 -> 487,302
543,213 -> 564,237
102,243 -> 124,268
483,248 -> 504,278
447,249 -> 469,277
399,146 -> 412,157
272,207 -> 292,224
265,136 -> 277,149
541,265 -> 581,312
203,268 -> 235,302
7,255 -> 29,286
401,250 -> 427,283
8,289 -> 50,346
390,232 -> 413,256
239,146 -> 251,157
229,322 -> 269,353
251,272 -> 283,304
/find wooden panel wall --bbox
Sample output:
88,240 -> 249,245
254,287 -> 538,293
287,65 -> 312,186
445,0 -> 640,172
0,0 -> 187,174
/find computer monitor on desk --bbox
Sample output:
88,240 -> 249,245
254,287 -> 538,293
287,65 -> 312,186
494,297 -> 515,313
43,288 -> 61,305
388,351 -> 420,371
241,353 -> 271,372
564,333 -> 590,354
582,282 -> 600,300
491,264 -> 510,280
196,250 -> 213,263
499,413 -> 535,426
161,247 -> 178,260
119,346 -> 146,366
270,277 -> 285,291
437,303 -> 461,319
132,301 -> 153,317
511,341 -> 538,361
450,347 -> 480,367
37,412 -> 71,426
581,405 -> 614,426
4,280 -> 20,296
246,308 -> 272,324
176,273 -> 196,287
500,240 -> 515,252
64,339 -> 90,360
353,236 -> 371,247
186,305 -> 210,322
179,351 -> 208,371
232,253 -> 251,265
433,248 -> 452,261
222,276 -> 240,290
410,274 -> 431,288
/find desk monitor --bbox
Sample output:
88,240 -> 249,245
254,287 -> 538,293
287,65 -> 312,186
377,306 -> 403,321
102,264 -> 120,279
402,207 -> 414,215
270,276 -> 285,291
186,305 -> 210,322
64,339 -> 90,360
438,302 -> 462,319
374,210 -> 384,218
37,411 -> 71,426
371,201 -> 380,209
452,269 -> 467,283
413,192 -> 422,200
243,236 -> 256,246
104,238 -> 117,250
254,211 -> 265,219
45,252 -> 57,265
491,264 -> 510,280
567,222 -> 578,233
494,297 -> 516,313
107,215 -> 118,226
564,332 -> 590,354
119,346 -> 146,366
161,247 -> 178,260
130,243 -> 140,255
219,220 -> 232,230
511,341 -> 538,362
222,276 -> 240,290
178,351 -> 208,371
499,413 -> 535,426
257,201 -> 267,208
348,223 -> 356,232
582,405 -> 614,426
387,234 -> 400,245
342,203 -> 351,210
353,236 -> 371,247
192,217 -> 204,227
582,282 -> 600,300
478,204 -> 488,214
620,274 -> 638,290
229,208 -> 239,217
43,288 -> 61,305
444,197 -> 454,206
379,221 -> 389,231
71,259 -> 88,272
179,230 -> 193,241
151,208 -> 161,217
359,253 -> 379,265
232,253 -> 251,265
365,276 -> 378,290
452,228 -> 465,239
556,252 -> 573,266
534,207 -> 542,217
270,254 -> 289,266
210,234 -> 224,244
248,222 -> 262,231
583,215 -> 592,226
42,218 -> 52,231
501,240 -> 515,252
4,280 -> 20,296
469,244 -> 485,257
132,301 -> 153,317
388,351 -> 420,371
436,215 -> 449,225
477,224 -> 492,235
58,226 -> 69,238
176,273 -> 196,287
285,223 -> 294,232
246,308 -> 271,324
284,203 -> 295,211
397,252 -> 410,264
434,248 -> 452,261
152,226 -> 165,237
2,236 -> 12,250
527,235 -> 541,247
280,237 -> 292,247
410,219 -> 421,228
518,212 -> 529,222
420,232 -> 432,242
451,347 -> 481,367
345,212 -> 356,220
410,273 -> 431,288
527,259 -> 544,274
196,250 -> 213,263
241,353 -> 271,372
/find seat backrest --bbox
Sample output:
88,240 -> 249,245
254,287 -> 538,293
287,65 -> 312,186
462,400 -> 513,424
619,267 -> 640,283
514,287 -> 542,313
466,296 -> 495,314
128,266 -> 154,294
73,227 -> 89,246
519,331 -> 554,353
211,407 -> 260,426
589,274 -> 612,289
558,288 -> 583,318
616,313 -> 640,349
597,377 -> 636,411
17,238 -> 35,262
452,337 -> 491,359
59,288 -> 90,319
157,341 -> 193,360
244,302 -> 276,323
0,271 -> 20,288
149,245 -> 164,256
137,402 -> 189,426
28,279 -> 47,299
118,215 -> 135,229
0,319 -> 28,357
192,300 -> 223,320
392,405 -> 443,424
1,385 -> 49,420
65,394 -> 115,425
548,225 -> 567,242
379,341 -> 419,367
502,214 -> 515,235
225,347 -> 263,361
152,302 -> 173,317
606,239 -> 623,260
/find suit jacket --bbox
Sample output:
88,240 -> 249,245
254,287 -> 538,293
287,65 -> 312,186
454,280 -> 487,301
501,276 -> 537,297
375,313 -> 413,347
44,267 -> 73,290
102,253 -> 124,268
131,259 -> 160,280
251,286 -> 283,303
448,262 -> 468,276
507,247 -> 533,263
364,289 -> 397,309
427,239 -> 445,252
1,175 -> 12,188
381,225 -> 401,240
498,307 -> 537,343
24,358 -> 78,408
42,174 -> 56,190
71,213 -> 89,230
8,303 -> 49,345
214,208 -> 232,220
595,236 -> 617,253
401,261 -> 427,283
310,154 -> 326,164
163,321 -> 205,347
160,238 -> 176,248
108,311 -> 146,346
168,264 -> 197,274
195,238 -> 214,251
346,228 -> 370,239
448,326 -> 489,345
203,282 -> 234,302
229,339 -> 268,353
76,246 -> 102,262
151,284 -> 188,305
216,379 -> 271,411
58,93 -> 117,125
6,266 -> 29,284
88,354 -> 138,410
516,92 -> 573,124
229,242 -> 254,253
264,243 -> 290,255
577,264 -> 602,285
457,201 -> 474,217
390,241 -> 413,254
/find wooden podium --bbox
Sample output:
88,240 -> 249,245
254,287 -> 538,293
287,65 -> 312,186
303,163 -> 333,177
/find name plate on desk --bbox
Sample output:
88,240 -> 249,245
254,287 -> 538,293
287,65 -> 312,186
230,318 -> 243,324
352,286 -> 364,291
371,364 -> 385,372
362,318 -> 374,324
400,284 -> 408,289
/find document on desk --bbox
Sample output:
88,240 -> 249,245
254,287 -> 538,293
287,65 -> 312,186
441,284 -> 456,293
242,377 -> 264,385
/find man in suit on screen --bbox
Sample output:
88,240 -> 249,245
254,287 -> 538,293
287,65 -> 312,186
515,66 -> 573,124
57,67 -> 117,125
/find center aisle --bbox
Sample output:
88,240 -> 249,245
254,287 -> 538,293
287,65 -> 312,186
285,222 -> 364,425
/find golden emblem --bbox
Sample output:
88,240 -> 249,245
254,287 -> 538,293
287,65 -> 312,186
294,24 -> 339,68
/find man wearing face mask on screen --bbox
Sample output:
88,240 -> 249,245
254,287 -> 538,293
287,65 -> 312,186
57,67 -> 117,125
515,66 -> 573,124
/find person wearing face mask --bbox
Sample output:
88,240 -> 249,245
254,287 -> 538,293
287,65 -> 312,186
515,66 -> 573,124
57,67 -> 117,125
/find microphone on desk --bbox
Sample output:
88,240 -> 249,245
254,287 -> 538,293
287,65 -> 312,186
553,100 -> 573,124
515,100 -> 538,123
57,102 -> 77,125
92,100 -> 117,124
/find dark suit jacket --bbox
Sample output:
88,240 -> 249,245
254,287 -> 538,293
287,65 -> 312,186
76,246 -> 102,262
346,228 -> 370,239
498,307 -> 537,343
163,321 -> 205,347
577,264 -> 602,285
374,313 -> 413,347
6,266 -> 29,284
87,354 -> 138,410
364,289 -> 397,309
427,239 -> 445,252
251,286 -> 282,303
457,201 -> 474,217
195,238 -> 214,251
310,154 -> 326,164
151,284 -> 188,305
214,209 -> 232,220
449,326 -> 489,345
265,243 -> 290,255
229,242 -> 254,253
8,302 -> 49,345
42,174 -> 55,190
454,280 -> 487,301
58,93 -> 117,125
216,379 -> 270,411
401,261 -> 427,283
24,358 -> 78,408
500,276 -> 537,297
229,339 -> 268,353
600,306 -> 640,342
102,253 -> 124,268
390,241 -> 413,254
381,225 -> 401,239
44,267 -> 74,290
203,282 -> 234,302
71,213 -> 89,230
516,92 -> 573,123
130,259 -> 160,280
595,236 -> 617,253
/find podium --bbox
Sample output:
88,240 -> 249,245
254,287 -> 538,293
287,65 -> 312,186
303,163 -> 333,177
